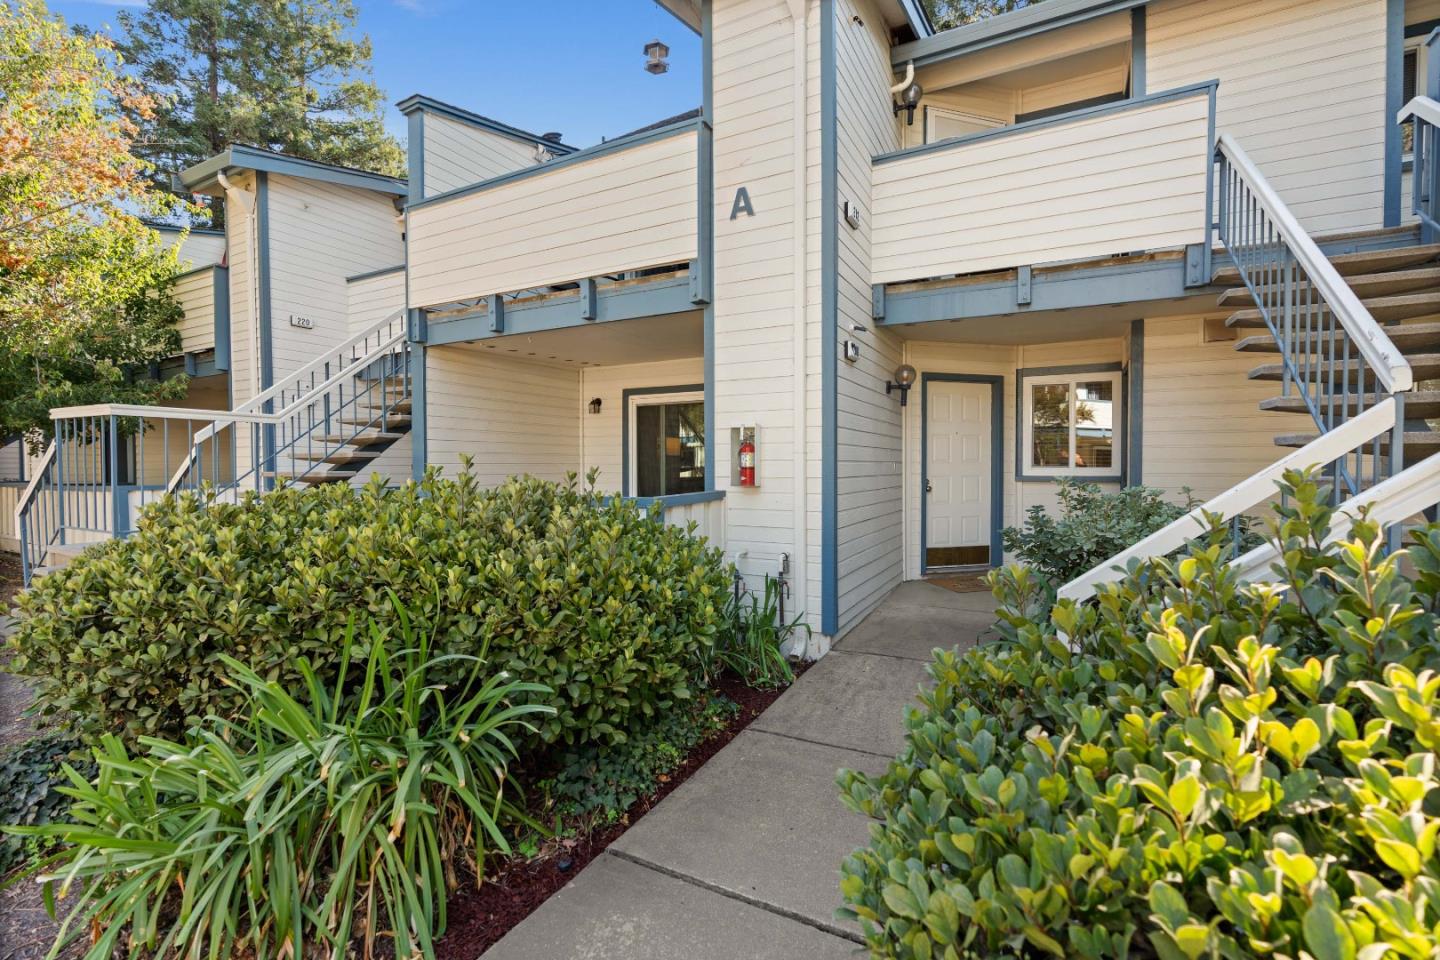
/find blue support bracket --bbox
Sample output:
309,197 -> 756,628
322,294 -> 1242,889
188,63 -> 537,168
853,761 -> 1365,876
1017,266 -> 1033,305
688,258 -> 711,305
580,277 -> 597,321
487,294 -> 505,334
407,308 -> 428,343
1184,243 -> 1207,287
871,284 -> 886,320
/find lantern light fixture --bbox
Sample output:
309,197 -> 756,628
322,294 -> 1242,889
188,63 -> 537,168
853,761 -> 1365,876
886,363 -> 918,406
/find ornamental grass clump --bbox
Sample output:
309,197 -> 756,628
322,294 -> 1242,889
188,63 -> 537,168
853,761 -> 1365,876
10,601 -> 554,960
11,463 -> 729,747
838,470 -> 1440,960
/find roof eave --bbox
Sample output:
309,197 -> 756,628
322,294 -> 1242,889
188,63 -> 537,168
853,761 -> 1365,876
180,145 -> 408,196
892,0 -> 1144,67
395,94 -> 579,154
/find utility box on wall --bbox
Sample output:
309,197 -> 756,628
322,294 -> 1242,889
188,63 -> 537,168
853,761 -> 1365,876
730,425 -> 759,488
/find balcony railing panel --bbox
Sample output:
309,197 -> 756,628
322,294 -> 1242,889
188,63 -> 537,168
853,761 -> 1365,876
407,121 -> 702,310
870,84 -> 1215,286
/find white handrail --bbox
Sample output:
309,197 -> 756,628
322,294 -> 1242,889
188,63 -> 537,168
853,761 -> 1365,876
1231,448 -> 1440,583
1058,398 -> 1398,603
234,308 -> 406,416
1398,95 -> 1440,127
1216,134 -> 1413,394
14,440 -> 55,532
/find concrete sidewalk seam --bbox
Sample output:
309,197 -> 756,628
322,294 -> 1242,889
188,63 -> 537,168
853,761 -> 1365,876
828,646 -> 936,664
602,849 -> 867,946
744,725 -> 899,761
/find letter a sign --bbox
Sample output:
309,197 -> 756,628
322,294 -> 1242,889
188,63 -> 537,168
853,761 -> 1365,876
729,186 -> 755,220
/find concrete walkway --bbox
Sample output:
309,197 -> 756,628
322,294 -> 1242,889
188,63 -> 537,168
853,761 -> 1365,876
485,580 -> 995,959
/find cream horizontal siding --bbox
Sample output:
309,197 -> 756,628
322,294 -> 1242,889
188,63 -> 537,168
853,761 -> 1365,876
158,230 -> 226,269
267,175 -> 405,388
871,90 -> 1212,285
423,113 -> 541,197
1141,316 -> 1309,501
424,344 -> 580,486
346,269 -> 405,339
407,129 -> 700,308
579,358 -> 705,494
173,267 -> 217,354
1147,0 -> 1386,236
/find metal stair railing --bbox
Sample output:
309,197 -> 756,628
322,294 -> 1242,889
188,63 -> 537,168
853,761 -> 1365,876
1059,136 -> 1418,602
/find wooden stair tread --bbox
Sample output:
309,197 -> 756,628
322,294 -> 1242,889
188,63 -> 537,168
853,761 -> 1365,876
317,430 -> 405,445
1235,321 -> 1440,355
1217,266 -> 1440,308
1227,291 -> 1440,329
1274,430 -> 1440,450
288,448 -> 382,464
1259,390 -> 1440,418
341,414 -> 411,427
358,398 -> 412,414
1248,353 -> 1440,382
263,470 -> 350,484
1211,244 -> 1440,287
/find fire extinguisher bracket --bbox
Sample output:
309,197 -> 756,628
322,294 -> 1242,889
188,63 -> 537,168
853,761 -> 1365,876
730,425 -> 760,488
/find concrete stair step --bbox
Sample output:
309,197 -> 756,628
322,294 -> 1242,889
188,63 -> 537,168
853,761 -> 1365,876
1235,321 -> 1440,356
1259,390 -> 1440,419
1217,265 -> 1440,307
1247,353 -> 1440,383
1227,292 -> 1440,329
1211,244 -> 1440,287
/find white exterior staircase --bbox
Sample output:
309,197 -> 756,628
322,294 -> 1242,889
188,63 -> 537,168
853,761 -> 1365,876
15,310 -> 412,583
1061,123 -> 1440,602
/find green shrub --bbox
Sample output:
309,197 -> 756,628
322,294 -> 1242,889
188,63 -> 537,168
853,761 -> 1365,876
709,574 -> 802,689
546,694 -> 738,824
1000,477 -> 1190,583
838,470 -> 1440,959
10,601 -> 553,960
10,466 -> 730,747
0,731 -> 94,876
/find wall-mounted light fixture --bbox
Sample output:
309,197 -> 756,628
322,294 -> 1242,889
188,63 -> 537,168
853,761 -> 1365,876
644,39 -> 670,75
890,60 -> 922,126
886,363 -> 917,406
588,397 -> 603,414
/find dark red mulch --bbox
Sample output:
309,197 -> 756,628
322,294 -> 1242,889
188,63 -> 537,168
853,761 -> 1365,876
433,665 -> 809,959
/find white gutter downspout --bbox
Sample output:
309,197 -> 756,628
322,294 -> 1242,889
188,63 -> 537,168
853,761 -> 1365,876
216,171 -> 260,402
891,60 -> 914,95
784,0 -> 811,659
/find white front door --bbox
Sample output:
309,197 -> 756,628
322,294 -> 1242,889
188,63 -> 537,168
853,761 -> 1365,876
926,381 -> 992,568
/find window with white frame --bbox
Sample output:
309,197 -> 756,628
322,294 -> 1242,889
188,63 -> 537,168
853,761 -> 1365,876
1021,370 -> 1123,478
627,392 -> 705,497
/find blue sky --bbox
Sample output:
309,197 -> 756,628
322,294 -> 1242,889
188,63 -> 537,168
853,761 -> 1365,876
49,1 -> 702,149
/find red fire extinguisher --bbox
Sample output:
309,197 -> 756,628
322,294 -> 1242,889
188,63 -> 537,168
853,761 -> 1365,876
738,433 -> 756,487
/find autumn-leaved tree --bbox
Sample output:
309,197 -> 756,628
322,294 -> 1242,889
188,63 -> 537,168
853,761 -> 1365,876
922,0 -> 1041,29
0,0 -> 191,440
117,0 -> 404,221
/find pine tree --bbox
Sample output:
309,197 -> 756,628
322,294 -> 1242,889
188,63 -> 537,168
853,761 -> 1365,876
922,0 -> 1041,30
117,0 -> 403,223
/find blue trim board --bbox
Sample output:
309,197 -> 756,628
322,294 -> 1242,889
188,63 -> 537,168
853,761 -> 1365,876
875,81 -> 1218,165
820,0 -> 838,638
920,374 -> 1004,571
1408,18 -> 1440,38
628,489 -> 726,513
1130,6 -> 1145,96
182,143 -> 406,195
701,0 -> 716,493
407,110 -> 425,203
212,266 -> 230,372
1386,0 -> 1405,228
395,94 -> 577,155
406,117 -> 706,212
619,384 -> 705,498
425,274 -> 696,346
893,0 -> 1148,68
1014,362 -> 1125,483
409,309 -> 427,483
1128,319 -> 1143,485
256,172 -> 273,391
346,264 -> 406,284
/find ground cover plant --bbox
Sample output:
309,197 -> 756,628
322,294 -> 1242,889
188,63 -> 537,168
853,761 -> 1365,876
0,733 -> 93,878
10,601 -> 553,960
10,465 -> 730,748
1001,478 -> 1191,584
839,470 -> 1440,959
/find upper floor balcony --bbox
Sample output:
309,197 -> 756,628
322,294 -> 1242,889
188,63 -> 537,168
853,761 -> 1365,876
406,113 -> 711,324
